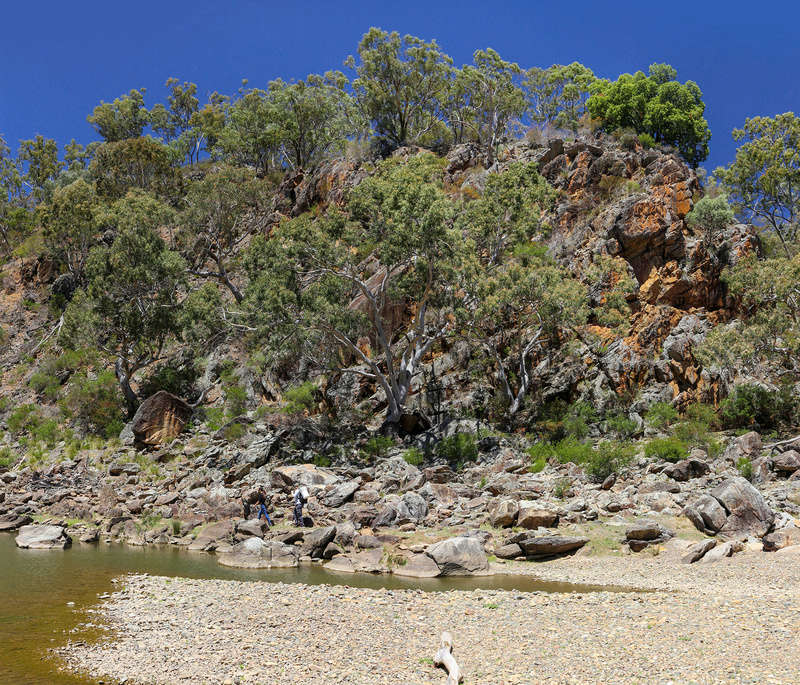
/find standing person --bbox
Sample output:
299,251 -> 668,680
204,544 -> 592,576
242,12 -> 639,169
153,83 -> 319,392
292,486 -> 308,527
256,487 -> 273,526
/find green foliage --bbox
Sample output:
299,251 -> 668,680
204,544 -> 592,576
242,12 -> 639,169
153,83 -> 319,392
363,434 -> 395,458
553,477 -> 572,499
282,381 -> 317,415
90,137 -> 182,200
605,413 -> 638,439
7,404 -> 38,434
39,179 -> 100,281
139,355 -> 198,399
644,436 -> 687,462
7,405 -> 60,448
646,402 -> 678,429
525,62 -> 596,132
435,432 -> 479,465
528,437 -> 593,465
60,191 -> 185,413
17,135 -> 63,203
528,449 -> 547,473
346,27 -> 453,150
713,112 -> 800,255
686,195 -> 734,247
0,446 -> 14,468
587,63 -> 710,165
62,370 -> 125,437
720,383 -> 798,431
178,165 -> 269,302
312,452 -> 332,468
737,456 -> 753,481
402,447 -> 424,466
587,256 -> 636,332
87,89 -> 150,142
584,441 -> 634,482
638,133 -> 656,148
444,48 -> 526,158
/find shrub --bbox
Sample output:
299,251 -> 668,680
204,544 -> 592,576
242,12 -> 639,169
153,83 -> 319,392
139,355 -> 198,399
552,437 -> 593,464
646,402 -> 678,429
553,477 -> 572,499
737,456 -> 753,481
720,384 -> 797,431
312,452 -> 332,468
364,434 -> 394,458
282,381 -> 317,415
606,413 -> 638,439
529,453 -> 547,473
584,441 -> 634,482
0,446 -> 14,467
62,370 -> 125,438
638,133 -> 656,148
619,130 -> 639,150
644,436 -> 687,462
436,432 -> 478,465
683,402 -> 718,429
402,447 -> 424,466
203,407 -> 225,431
28,370 -> 62,401
8,404 -> 38,434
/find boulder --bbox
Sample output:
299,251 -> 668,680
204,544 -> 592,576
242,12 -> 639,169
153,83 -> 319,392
324,480 -> 360,508
425,536 -> 490,576
396,492 -> 428,524
763,525 -> 800,552
517,504 -> 558,530
373,456 -> 424,493
271,464 -> 340,491
15,524 -> 71,549
322,542 -> 341,559
511,534 -> 589,559
699,540 -> 737,564
685,494 -> 728,534
334,521 -> 357,547
218,538 -> 299,568
300,525 -> 336,558
154,492 -> 180,506
494,543 -> 523,559
723,431 -> 762,463
187,520 -> 234,551
625,520 -> 662,541
488,498 -> 519,528
663,458 -> 710,482
354,534 -> 382,550
393,553 -> 441,578
325,548 -> 386,574
0,514 -> 33,531
108,461 -> 140,477
236,519 -> 266,538
772,450 -> 800,475
712,477 -> 774,538
681,539 -> 716,564
129,391 -> 192,446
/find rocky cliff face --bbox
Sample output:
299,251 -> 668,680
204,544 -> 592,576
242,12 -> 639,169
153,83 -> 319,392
270,134 -> 759,419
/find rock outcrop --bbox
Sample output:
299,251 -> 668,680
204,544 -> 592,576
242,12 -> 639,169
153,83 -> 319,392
15,524 -> 71,549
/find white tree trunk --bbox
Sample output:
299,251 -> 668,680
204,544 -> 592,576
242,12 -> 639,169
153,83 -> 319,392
433,631 -> 463,684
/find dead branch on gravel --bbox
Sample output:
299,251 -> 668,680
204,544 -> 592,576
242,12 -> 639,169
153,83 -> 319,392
433,631 -> 463,684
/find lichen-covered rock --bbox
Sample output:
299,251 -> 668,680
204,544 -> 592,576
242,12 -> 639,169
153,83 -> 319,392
712,477 -> 774,538
15,524 -> 71,549
218,538 -> 299,568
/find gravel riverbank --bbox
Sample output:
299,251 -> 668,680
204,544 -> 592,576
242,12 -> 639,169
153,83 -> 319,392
61,547 -> 800,684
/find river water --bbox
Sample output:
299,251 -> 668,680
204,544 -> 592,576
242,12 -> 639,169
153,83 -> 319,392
0,533 -> 627,684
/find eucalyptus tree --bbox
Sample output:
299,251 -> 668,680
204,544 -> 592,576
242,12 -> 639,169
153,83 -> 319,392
244,153 -> 464,424
714,112 -> 800,256
346,28 -> 453,150
525,62 -> 596,132
444,48 -> 526,162
87,89 -> 150,142
178,165 -> 269,302
60,191 -> 184,413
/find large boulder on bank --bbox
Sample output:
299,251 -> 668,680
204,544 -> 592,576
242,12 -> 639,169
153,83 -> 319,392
218,537 -> 299,568
393,553 -> 441,578
425,536 -> 489,576
187,520 -> 235,551
127,391 -> 192,445
511,534 -> 589,559
300,526 -> 336,558
373,456 -> 424,493
236,519 -> 267,538
15,524 -> 71,549
685,494 -> 728,535
712,477 -> 774,538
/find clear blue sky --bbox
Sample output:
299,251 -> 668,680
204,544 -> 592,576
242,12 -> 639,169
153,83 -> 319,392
1,0 -> 798,172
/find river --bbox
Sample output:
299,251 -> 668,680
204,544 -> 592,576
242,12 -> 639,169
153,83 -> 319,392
0,532 -> 628,684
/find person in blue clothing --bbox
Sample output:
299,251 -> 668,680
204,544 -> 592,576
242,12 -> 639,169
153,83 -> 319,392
256,487 -> 273,526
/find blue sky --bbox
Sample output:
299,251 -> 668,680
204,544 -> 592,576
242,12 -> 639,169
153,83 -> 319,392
1,0 -> 798,172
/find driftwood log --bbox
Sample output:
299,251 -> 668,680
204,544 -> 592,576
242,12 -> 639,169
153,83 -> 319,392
433,631 -> 463,684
